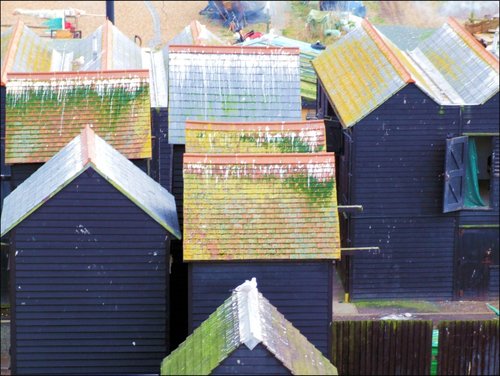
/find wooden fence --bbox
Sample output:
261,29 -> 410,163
437,320 -> 499,375
331,319 -> 499,375
331,320 -> 433,375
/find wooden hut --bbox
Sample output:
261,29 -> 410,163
312,18 -> 499,300
161,278 -> 338,375
183,147 -> 340,356
0,126 -> 181,375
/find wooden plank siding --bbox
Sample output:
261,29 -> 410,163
461,93 -> 500,134
172,145 -> 185,231
153,108 -> 174,192
10,159 -> 150,193
437,320 -> 499,375
11,169 -> 170,375
350,217 -> 455,299
345,85 -> 460,299
212,344 -> 291,375
331,320 -> 433,375
189,262 -> 332,357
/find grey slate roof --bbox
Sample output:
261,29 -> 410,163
167,45 -> 302,144
1,126 -> 181,239
407,20 -> 499,105
160,278 -> 337,375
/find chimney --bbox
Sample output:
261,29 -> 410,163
106,0 -> 115,24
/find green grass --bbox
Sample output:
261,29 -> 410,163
355,300 -> 440,312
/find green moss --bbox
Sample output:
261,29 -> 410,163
355,300 -> 439,312
284,174 -> 335,202
239,134 -> 324,153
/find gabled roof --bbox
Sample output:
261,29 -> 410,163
183,153 -> 340,261
185,120 -> 327,153
312,20 -> 413,128
167,45 -> 302,144
1,20 -> 168,107
240,33 -> 323,101
1,126 -> 181,239
407,18 -> 499,105
167,20 -> 225,46
161,278 -> 338,375
5,70 -> 151,164
312,18 -> 500,128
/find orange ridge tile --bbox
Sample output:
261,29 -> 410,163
185,120 -> 325,131
447,17 -> 500,73
7,69 -> 150,80
168,44 -> 300,55
183,152 -> 335,164
362,20 -> 414,83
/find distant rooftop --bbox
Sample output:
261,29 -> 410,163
167,45 -> 302,144
185,120 -> 327,154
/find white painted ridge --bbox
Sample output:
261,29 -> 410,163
236,277 -> 263,350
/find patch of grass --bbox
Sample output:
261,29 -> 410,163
355,300 -> 440,312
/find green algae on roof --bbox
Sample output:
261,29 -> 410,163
160,279 -> 337,375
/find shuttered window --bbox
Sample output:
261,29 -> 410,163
443,136 -> 468,213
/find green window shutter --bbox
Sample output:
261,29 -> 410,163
443,136 -> 468,213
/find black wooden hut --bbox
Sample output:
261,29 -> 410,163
183,149 -> 340,357
160,278 -> 338,375
0,126 -> 181,375
312,18 -> 499,300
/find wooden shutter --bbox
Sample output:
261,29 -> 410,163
443,136 -> 468,213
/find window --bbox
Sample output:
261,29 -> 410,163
443,135 -> 495,212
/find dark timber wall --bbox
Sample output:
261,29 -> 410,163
189,262 -> 332,357
346,85 -> 460,299
10,169 -> 170,375
330,87 -> 500,300
212,344 -> 291,375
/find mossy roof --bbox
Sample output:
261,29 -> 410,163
312,18 -> 499,128
183,153 -> 340,261
5,70 -> 151,164
160,279 -> 337,375
185,120 -> 326,154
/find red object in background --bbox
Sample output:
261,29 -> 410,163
65,22 -> 74,30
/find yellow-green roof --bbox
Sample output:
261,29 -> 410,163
185,120 -> 327,154
312,20 -> 412,128
183,153 -> 341,261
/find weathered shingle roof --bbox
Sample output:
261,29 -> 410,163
5,70 -> 151,164
240,34 -> 322,101
168,45 -> 302,144
185,120 -> 327,154
1,20 -> 168,107
183,153 -> 340,261
312,20 -> 412,128
1,126 -> 181,239
313,18 -> 500,128
407,18 -> 499,105
160,278 -> 337,375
